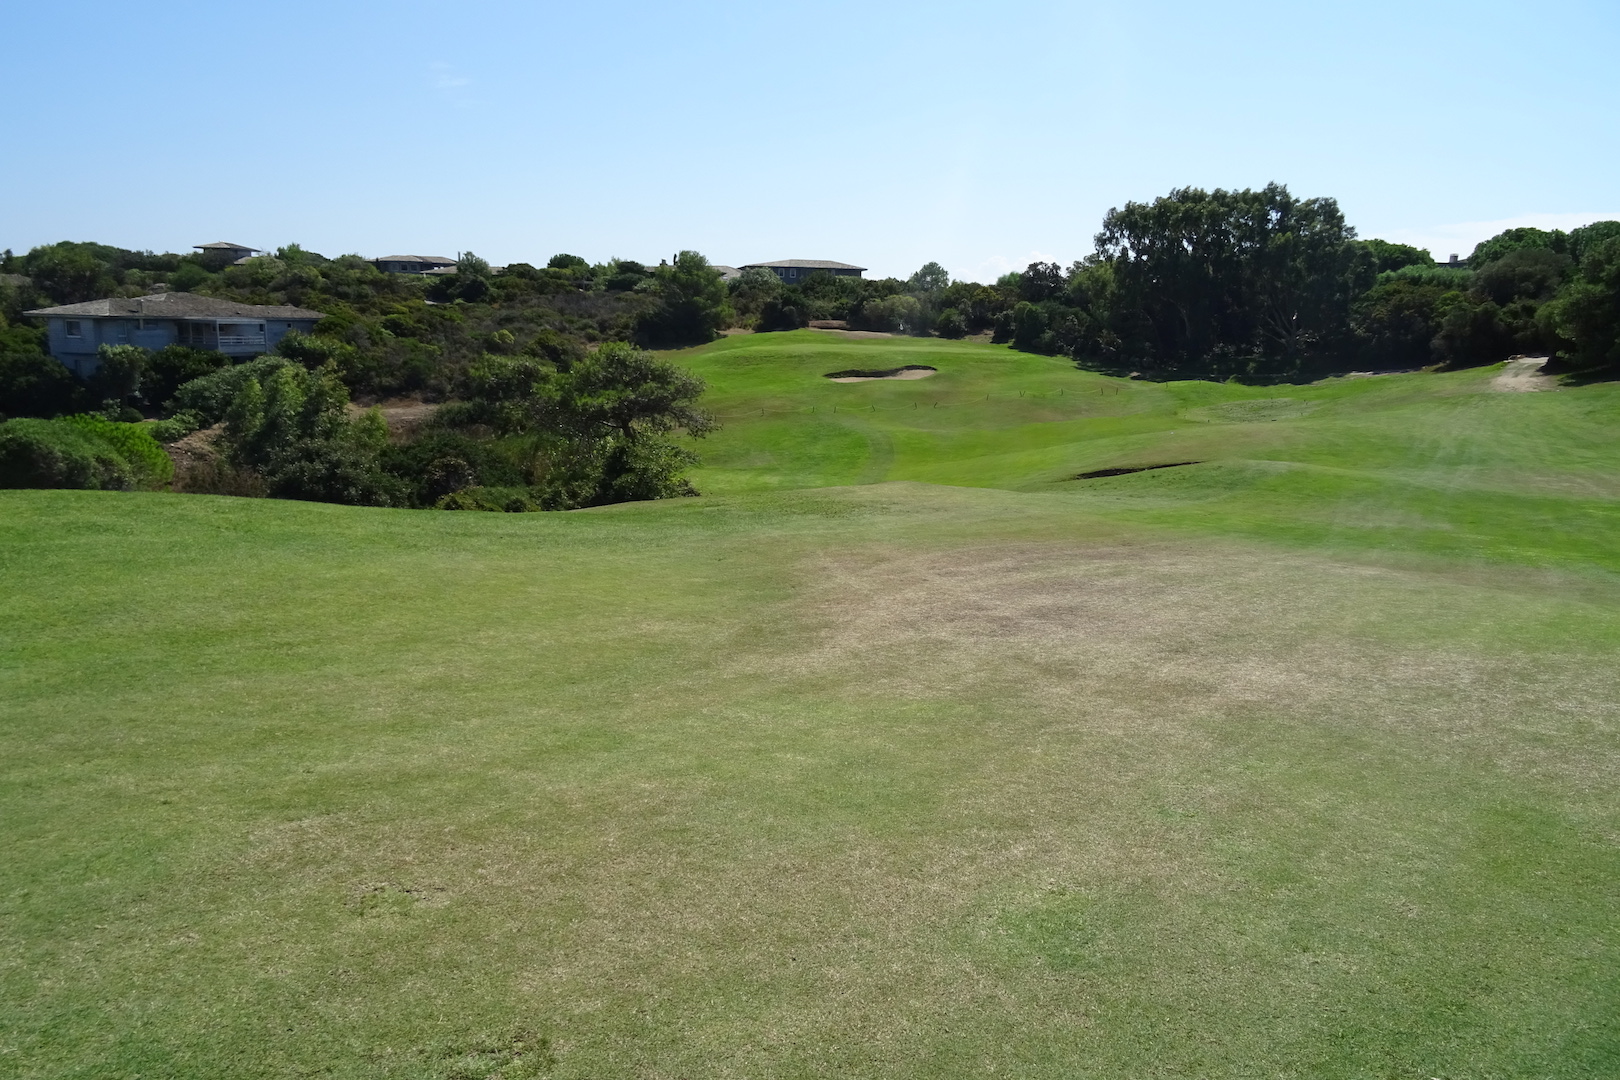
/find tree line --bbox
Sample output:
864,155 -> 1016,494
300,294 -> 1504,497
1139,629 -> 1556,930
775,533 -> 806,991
2,182 -> 1617,510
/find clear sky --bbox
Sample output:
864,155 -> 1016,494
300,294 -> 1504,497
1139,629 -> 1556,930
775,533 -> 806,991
4,0 -> 1616,280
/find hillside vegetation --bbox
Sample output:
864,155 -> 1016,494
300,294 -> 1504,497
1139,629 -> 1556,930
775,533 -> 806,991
3,332 -> 1618,1078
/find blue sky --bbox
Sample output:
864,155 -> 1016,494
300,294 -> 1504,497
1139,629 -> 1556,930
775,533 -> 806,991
4,0 -> 1616,280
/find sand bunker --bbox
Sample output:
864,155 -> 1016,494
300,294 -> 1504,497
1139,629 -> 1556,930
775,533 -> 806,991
825,366 -> 938,383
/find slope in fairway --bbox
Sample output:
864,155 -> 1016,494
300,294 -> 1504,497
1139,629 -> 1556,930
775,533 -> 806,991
3,334 -> 1620,1077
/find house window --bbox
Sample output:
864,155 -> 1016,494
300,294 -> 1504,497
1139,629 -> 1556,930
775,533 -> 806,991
258,324 -> 265,332
65,320 -> 81,337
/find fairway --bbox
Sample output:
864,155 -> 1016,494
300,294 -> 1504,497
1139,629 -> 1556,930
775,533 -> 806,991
4,333 -> 1620,1077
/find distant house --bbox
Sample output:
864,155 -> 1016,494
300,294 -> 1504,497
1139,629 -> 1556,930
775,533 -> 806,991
24,292 -> 324,376
374,255 -> 457,275
712,265 -> 742,282
195,241 -> 261,266
740,259 -> 866,284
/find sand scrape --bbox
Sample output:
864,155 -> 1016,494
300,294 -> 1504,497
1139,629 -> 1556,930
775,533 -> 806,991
1493,356 -> 1554,392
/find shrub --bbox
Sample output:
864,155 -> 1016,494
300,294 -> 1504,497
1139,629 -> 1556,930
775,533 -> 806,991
0,351 -> 82,418
169,356 -> 294,424
0,417 -> 136,490
143,346 -> 229,408
437,485 -> 539,512
145,410 -> 203,444
61,414 -> 174,485
935,308 -> 968,339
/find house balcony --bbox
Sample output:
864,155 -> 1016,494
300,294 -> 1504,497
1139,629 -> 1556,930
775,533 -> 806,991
217,334 -> 267,347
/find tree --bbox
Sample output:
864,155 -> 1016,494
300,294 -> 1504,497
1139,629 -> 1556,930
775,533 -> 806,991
1468,227 -> 1568,267
219,361 -> 402,506
1359,239 -> 1433,273
935,308 -> 968,339
1569,222 -> 1620,265
0,351 -> 82,418
447,342 -> 714,508
1093,183 -> 1366,377
1545,237 -> 1620,373
24,243 -> 117,304
1350,280 -> 1449,369
906,262 -> 950,295
635,251 -> 731,347
1473,248 -> 1572,306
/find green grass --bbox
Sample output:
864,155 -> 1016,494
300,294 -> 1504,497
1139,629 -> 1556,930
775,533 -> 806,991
3,331 -> 1619,1077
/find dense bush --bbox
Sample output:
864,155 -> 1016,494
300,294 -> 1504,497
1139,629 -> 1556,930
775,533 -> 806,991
143,346 -> 229,408
0,417 -> 137,489
0,350 -> 82,418
170,356 -> 294,424
60,414 -> 173,485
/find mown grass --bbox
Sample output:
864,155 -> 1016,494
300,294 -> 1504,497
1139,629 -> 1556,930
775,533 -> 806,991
3,332 -> 1619,1077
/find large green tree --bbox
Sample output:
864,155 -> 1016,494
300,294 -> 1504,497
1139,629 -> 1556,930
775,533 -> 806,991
1091,183 -> 1370,376
636,252 -> 731,347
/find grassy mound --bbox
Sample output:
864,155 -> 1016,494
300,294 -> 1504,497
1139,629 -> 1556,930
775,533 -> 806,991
3,334 -> 1619,1077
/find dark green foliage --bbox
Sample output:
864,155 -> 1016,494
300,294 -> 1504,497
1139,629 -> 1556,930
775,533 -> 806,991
1090,183 -> 1370,378
0,314 -> 46,355
1569,221 -> 1620,265
1473,248 -> 1572,305
1468,227 -> 1568,267
1358,239 -> 1433,273
935,308 -> 968,339
142,346 -> 229,410
548,254 -> 589,271
218,363 -> 402,506
170,356 -> 295,424
0,417 -> 135,489
1432,299 -> 1516,369
0,350 -> 82,418
1351,280 -> 1451,369
167,262 -> 214,293
1012,302 -> 1050,352
757,294 -> 809,332
87,344 -> 147,407
443,341 -> 713,509
635,252 -> 732,347
1545,238 -> 1620,373
906,262 -> 950,295
991,310 -> 1015,344
436,486 -> 543,512
380,431 -> 524,507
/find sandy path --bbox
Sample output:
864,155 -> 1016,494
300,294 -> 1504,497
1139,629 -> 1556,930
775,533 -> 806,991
1493,356 -> 1554,392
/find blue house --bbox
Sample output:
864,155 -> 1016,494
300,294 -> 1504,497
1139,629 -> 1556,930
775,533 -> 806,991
24,292 -> 324,376
739,259 -> 867,284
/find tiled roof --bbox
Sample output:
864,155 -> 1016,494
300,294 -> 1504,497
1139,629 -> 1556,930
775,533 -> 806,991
195,241 -> 258,251
24,292 -> 324,321
373,255 -> 457,265
740,259 -> 867,271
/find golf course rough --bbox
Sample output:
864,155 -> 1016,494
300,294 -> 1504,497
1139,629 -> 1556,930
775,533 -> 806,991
2,331 -> 1618,1078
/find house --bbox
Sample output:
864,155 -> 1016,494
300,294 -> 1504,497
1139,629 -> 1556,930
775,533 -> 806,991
373,254 -> 458,274
712,265 -> 742,282
24,292 -> 324,376
739,259 -> 866,284
195,241 -> 261,267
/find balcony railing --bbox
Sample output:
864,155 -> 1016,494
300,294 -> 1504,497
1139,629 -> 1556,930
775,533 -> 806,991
216,335 -> 267,347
